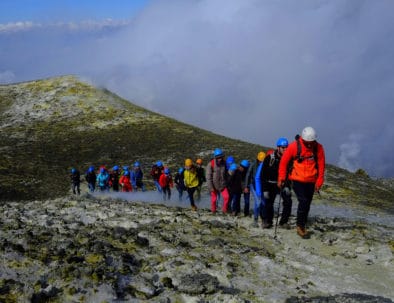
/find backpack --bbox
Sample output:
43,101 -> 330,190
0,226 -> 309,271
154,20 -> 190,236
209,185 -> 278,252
266,150 -> 276,167
287,137 -> 318,175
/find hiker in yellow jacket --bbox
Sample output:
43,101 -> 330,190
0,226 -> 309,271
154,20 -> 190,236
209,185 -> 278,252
184,158 -> 199,211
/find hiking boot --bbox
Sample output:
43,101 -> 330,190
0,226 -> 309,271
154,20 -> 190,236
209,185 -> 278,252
279,223 -> 291,230
296,226 -> 308,238
262,222 -> 272,229
191,205 -> 198,211
251,220 -> 259,228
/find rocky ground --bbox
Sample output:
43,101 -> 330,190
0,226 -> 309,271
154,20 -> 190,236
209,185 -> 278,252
1,193 -> 393,303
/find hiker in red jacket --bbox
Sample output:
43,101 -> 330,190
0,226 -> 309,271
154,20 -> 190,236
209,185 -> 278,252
159,167 -> 173,201
119,171 -> 133,192
278,126 -> 325,238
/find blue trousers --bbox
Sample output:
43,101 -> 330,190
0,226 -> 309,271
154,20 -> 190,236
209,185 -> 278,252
251,185 -> 264,221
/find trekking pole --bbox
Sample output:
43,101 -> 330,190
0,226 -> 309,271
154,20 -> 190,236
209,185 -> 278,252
274,188 -> 283,239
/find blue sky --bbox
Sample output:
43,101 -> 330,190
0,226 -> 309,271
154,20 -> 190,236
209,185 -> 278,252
1,0 -> 394,178
0,0 -> 149,23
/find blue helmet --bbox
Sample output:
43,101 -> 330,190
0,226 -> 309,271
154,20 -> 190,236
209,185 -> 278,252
134,161 -> 140,167
240,159 -> 250,168
178,167 -> 184,174
156,161 -> 163,167
123,171 -> 130,176
113,165 -> 119,171
71,168 -> 76,174
276,137 -> 289,147
100,167 -> 105,173
164,167 -> 170,174
123,165 -> 129,171
229,163 -> 238,172
88,166 -> 94,173
226,156 -> 234,165
213,148 -> 224,158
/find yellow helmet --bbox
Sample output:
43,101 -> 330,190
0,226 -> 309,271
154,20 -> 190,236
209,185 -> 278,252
257,151 -> 266,162
196,158 -> 203,165
185,158 -> 193,167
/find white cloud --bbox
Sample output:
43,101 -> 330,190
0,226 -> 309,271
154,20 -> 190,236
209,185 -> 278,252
0,70 -> 15,83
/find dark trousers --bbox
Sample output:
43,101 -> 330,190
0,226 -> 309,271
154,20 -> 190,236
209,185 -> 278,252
279,188 -> 293,225
243,192 -> 250,216
187,187 -> 197,207
263,189 -> 276,225
230,193 -> 241,214
292,181 -> 315,228
263,185 -> 292,225
72,182 -> 80,195
162,186 -> 171,201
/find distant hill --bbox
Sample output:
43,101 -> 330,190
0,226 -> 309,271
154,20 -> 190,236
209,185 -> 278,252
0,75 -> 393,213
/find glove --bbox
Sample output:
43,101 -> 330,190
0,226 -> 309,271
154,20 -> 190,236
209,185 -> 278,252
278,180 -> 285,189
263,191 -> 270,199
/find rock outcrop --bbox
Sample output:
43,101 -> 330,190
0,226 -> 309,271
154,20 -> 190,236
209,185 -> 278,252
1,194 -> 393,302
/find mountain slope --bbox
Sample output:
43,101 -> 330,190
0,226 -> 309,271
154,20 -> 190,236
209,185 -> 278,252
0,76 -> 263,200
0,75 -> 393,214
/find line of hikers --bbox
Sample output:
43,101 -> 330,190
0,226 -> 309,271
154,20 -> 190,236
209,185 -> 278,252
70,126 -> 325,238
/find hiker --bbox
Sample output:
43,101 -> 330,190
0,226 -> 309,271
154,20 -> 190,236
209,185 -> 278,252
96,167 -> 110,192
119,170 -> 132,192
246,151 -> 266,227
159,167 -> 173,201
174,167 -> 186,201
278,126 -> 326,238
109,165 -> 120,192
70,168 -> 81,195
131,161 -> 145,191
184,159 -> 199,211
262,137 -> 292,229
85,166 -> 96,192
151,161 -> 164,193
206,148 -> 230,213
227,163 -> 241,216
226,156 -> 235,170
239,159 -> 251,216
195,158 -> 206,201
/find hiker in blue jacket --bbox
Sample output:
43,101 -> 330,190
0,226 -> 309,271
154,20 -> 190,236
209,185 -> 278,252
85,166 -> 96,192
245,151 -> 266,227
97,167 -> 110,192
131,161 -> 146,191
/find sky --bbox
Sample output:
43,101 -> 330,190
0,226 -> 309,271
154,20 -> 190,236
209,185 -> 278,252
1,0 -> 394,178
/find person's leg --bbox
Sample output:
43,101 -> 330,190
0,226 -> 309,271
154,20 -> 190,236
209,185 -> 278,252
188,187 -> 197,208
210,191 -> 218,212
196,185 -> 202,201
262,193 -> 275,228
155,180 -> 162,193
292,181 -> 315,228
279,187 -> 293,225
234,193 -> 241,215
221,188 -> 230,213
251,185 -> 261,222
243,192 -> 250,216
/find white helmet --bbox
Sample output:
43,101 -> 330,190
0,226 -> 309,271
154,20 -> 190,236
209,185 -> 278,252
301,126 -> 317,141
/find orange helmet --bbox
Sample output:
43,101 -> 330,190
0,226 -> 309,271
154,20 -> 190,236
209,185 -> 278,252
196,158 -> 203,165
